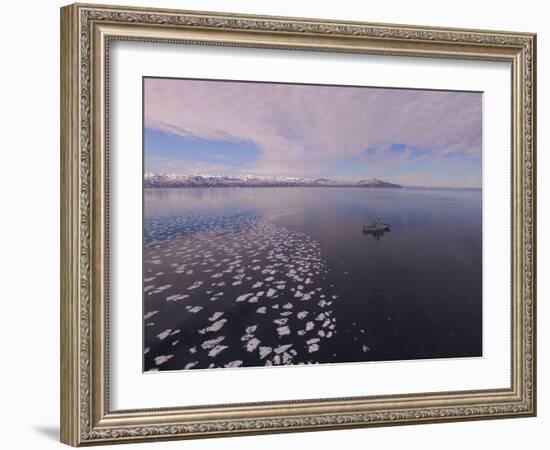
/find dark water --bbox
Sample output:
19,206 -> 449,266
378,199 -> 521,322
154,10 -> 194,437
143,187 -> 482,372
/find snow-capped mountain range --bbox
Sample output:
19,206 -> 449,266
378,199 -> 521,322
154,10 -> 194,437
144,173 -> 402,188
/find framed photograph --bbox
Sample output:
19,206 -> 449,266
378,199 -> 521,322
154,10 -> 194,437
60,3 -> 537,446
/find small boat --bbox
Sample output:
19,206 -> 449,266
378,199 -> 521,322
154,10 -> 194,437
363,218 -> 390,232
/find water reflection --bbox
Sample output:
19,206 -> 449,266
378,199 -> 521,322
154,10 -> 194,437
363,227 -> 391,241
143,187 -> 483,371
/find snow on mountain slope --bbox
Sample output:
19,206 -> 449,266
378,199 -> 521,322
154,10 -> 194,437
144,174 -> 402,188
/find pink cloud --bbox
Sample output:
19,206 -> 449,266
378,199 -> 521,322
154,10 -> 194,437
144,78 -> 481,177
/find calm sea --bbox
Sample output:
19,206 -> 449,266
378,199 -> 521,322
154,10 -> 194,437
143,187 -> 482,372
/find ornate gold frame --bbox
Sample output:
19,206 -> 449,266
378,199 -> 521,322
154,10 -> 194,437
60,3 -> 536,446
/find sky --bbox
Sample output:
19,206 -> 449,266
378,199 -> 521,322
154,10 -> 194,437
144,78 -> 482,188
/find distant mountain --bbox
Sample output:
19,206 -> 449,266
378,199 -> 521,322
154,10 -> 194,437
144,173 -> 402,188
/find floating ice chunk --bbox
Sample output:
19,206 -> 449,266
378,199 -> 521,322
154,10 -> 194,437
189,346 -> 197,354
274,344 -> 293,354
153,284 -> 173,294
208,345 -> 228,357
252,281 -> 263,288
186,306 -> 203,314
144,310 -> 158,320
144,285 -> 155,293
256,291 -> 265,297
301,292 -> 312,301
172,340 -> 179,346
283,303 -> 293,309
294,291 -> 303,298
144,347 -> 150,354
246,338 -> 261,352
266,288 -> 277,298
297,311 -> 308,320
273,318 -> 288,326
156,329 -> 172,340
236,293 -> 253,302
318,330 -> 326,337
144,277 -> 155,282
201,336 -> 225,349
232,281 -> 243,286
259,347 -> 272,359
245,325 -> 258,334
184,361 -> 198,369
277,326 -> 290,336
281,352 -> 293,364
248,296 -> 259,303
256,307 -> 267,314
211,272 -> 223,279
280,311 -> 292,317
205,319 -> 227,333
166,294 -> 189,302
362,345 -> 370,352
307,343 -> 320,353
305,321 -> 314,331
225,360 -> 243,368
187,281 -> 203,290
154,355 -> 173,366
170,329 -> 180,336
209,312 -> 224,322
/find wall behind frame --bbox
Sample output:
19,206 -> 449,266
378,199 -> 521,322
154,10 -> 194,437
0,0 -> 546,449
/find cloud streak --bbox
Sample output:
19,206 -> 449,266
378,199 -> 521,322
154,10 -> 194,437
144,78 -> 482,180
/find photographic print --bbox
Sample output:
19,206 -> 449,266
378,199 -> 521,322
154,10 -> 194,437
143,77 -> 482,372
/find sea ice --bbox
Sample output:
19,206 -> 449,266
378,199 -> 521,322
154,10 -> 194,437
156,329 -> 172,340
246,338 -> 261,352
225,360 -> 243,368
208,345 -> 228,357
201,336 -> 225,349
154,355 -> 173,366
209,312 -> 224,322
259,346 -> 272,359
277,326 -> 291,336
144,310 -> 158,320
274,344 -> 293,354
236,293 -> 253,302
